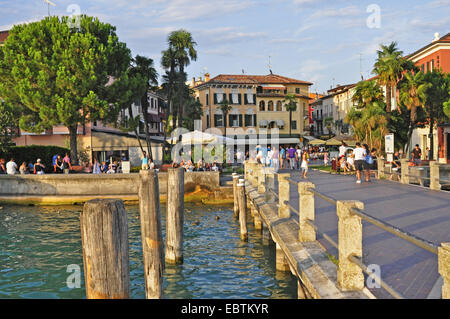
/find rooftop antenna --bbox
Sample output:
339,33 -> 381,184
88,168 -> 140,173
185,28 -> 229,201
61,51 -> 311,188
44,0 -> 56,17
359,53 -> 364,80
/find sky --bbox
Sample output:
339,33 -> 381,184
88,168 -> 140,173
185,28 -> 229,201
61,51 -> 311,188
1,0 -> 449,94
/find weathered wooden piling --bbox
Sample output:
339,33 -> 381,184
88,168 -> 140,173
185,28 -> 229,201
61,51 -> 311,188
80,199 -> 130,299
138,170 -> 164,299
232,173 -> 239,218
166,167 -> 184,265
237,180 -> 248,241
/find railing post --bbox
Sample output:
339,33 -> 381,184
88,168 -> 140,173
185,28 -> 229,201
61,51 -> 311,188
232,173 -> 239,218
80,199 -> 130,299
252,163 -> 259,188
166,167 -> 184,265
401,159 -> 409,184
278,174 -> 290,218
237,180 -> 248,241
298,182 -> 316,242
266,171 -> 275,203
377,158 -> 385,179
337,200 -> 365,291
430,161 -> 441,191
258,165 -> 266,194
138,170 -> 164,299
438,242 -> 450,299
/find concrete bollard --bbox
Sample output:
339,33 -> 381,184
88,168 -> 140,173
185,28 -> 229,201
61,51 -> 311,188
278,174 -> 290,219
276,243 -> 290,272
232,173 -> 240,218
430,161 -> 441,191
400,159 -> 409,185
336,200 -> 365,291
257,165 -> 266,194
80,199 -> 130,299
377,158 -> 385,179
237,181 -> 248,241
252,205 -> 262,231
298,182 -> 316,242
251,163 -> 259,188
438,242 -> 450,299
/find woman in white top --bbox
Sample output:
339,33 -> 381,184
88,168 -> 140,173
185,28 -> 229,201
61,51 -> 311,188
301,151 -> 309,179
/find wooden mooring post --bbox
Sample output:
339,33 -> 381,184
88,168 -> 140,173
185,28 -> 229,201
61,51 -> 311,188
237,180 -> 248,241
232,173 -> 239,218
80,199 -> 130,299
166,167 -> 184,265
138,170 -> 164,299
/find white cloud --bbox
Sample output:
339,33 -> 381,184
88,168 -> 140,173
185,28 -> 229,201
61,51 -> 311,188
156,0 -> 255,22
310,5 -> 362,19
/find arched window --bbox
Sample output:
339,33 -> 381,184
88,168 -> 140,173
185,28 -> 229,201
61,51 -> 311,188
276,101 -> 282,111
259,101 -> 265,112
268,101 -> 274,111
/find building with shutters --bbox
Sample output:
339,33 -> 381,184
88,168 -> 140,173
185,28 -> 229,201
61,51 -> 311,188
193,73 -> 313,145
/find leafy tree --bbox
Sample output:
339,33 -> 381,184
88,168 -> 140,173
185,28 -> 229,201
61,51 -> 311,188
283,94 -> 297,137
422,70 -> 450,160
0,101 -> 19,153
0,16 -> 131,164
324,117 -> 334,139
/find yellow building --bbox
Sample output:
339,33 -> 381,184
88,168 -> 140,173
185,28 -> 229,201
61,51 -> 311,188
193,73 -> 312,144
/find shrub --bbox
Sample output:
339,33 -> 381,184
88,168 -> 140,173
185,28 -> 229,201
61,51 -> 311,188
0,145 -> 70,173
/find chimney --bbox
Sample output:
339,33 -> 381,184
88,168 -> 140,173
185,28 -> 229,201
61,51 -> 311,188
204,73 -> 210,82
433,32 -> 440,42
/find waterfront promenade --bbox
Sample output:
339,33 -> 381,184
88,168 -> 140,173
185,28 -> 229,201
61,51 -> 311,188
279,169 -> 450,299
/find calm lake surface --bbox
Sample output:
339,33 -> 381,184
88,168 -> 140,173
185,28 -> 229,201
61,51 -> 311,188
0,204 -> 297,299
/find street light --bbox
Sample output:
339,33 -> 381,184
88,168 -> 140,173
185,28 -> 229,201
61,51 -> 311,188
44,0 -> 56,17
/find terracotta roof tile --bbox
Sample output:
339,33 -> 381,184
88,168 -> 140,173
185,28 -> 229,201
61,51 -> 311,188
0,30 -> 9,43
204,73 -> 313,86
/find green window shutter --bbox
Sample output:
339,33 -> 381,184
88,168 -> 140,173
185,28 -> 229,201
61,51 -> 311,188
229,93 -> 233,103
253,114 -> 257,126
238,94 -> 242,105
206,94 -> 209,105
244,94 -> 248,105
253,94 -> 256,104
223,93 -> 227,102
214,94 -> 217,104
239,114 -> 243,127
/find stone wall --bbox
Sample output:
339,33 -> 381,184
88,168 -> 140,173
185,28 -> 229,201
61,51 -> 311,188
0,172 -> 220,197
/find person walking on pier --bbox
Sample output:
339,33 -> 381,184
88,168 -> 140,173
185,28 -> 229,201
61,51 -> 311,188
301,149 -> 309,179
353,142 -> 368,184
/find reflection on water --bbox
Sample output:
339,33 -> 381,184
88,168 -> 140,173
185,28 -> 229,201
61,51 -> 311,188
0,204 -> 297,299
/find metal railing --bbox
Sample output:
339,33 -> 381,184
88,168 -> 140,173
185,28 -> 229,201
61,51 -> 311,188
243,162 -> 448,299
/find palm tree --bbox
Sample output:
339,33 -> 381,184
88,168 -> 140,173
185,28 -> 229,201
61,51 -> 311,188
352,80 -> 384,109
219,99 -> 232,139
398,71 -> 428,155
129,55 -> 158,161
373,42 -> 404,113
167,30 -> 197,132
283,94 -> 297,137
161,48 -> 178,159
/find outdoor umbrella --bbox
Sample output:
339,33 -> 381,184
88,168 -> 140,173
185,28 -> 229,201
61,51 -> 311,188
308,139 -> 326,145
325,138 -> 342,146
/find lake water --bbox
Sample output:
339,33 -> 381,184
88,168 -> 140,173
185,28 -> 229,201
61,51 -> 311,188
0,204 -> 297,299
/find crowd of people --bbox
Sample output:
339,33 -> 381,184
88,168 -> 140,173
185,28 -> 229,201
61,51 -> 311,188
0,157 -> 47,175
